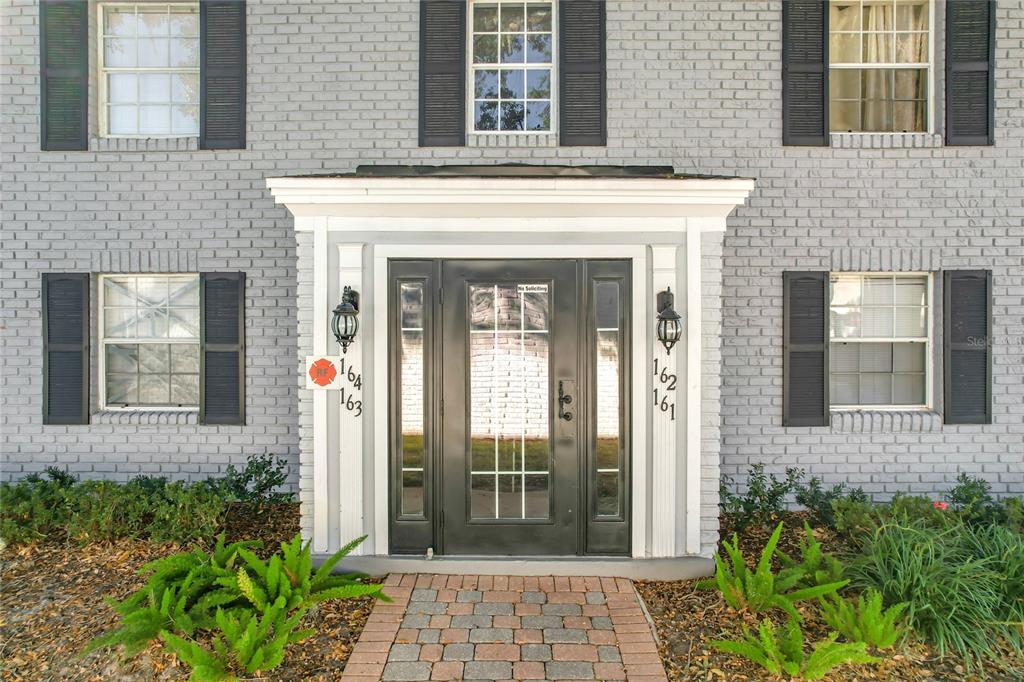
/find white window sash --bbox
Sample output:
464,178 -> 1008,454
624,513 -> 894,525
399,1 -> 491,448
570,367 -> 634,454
828,272 -> 933,410
465,0 -> 558,135
97,273 -> 201,411
97,2 -> 201,139
827,0 -> 936,134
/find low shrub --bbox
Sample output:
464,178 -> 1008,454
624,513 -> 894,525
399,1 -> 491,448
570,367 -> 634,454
819,590 -> 909,650
87,533 -> 386,680
204,453 -> 294,505
720,464 -> 804,529
710,616 -> 879,681
794,477 -> 867,529
847,520 -> 1018,665
699,522 -> 847,621
0,454 -> 295,546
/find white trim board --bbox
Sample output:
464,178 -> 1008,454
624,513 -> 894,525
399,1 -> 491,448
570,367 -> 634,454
267,176 -> 755,221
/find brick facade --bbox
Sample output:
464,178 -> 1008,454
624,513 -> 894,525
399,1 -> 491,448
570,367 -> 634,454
2,1 -> 1021,510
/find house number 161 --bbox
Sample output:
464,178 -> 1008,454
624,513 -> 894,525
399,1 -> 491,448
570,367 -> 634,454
653,358 -> 677,421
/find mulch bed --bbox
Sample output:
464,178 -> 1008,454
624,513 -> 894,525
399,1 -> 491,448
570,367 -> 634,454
0,503 -> 378,681
636,512 -> 1024,682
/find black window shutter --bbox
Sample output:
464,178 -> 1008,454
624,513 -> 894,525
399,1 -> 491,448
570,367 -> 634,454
40,1 -> 88,151
42,273 -> 90,425
200,273 -> 245,425
783,272 -> 830,426
945,0 -> 995,146
559,0 -> 605,146
200,1 -> 246,150
782,1 -> 829,146
419,0 -> 466,147
943,271 -> 992,424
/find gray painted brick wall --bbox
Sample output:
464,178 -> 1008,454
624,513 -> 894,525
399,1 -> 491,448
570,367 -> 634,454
3,1 -> 1022,511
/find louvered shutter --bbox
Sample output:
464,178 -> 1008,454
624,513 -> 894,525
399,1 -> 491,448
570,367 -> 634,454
419,0 -> 466,146
200,1 -> 246,149
782,1 -> 829,146
559,0 -> 605,146
42,273 -> 90,425
200,273 -> 245,425
40,1 -> 88,151
945,0 -> 995,145
943,271 -> 992,424
783,272 -> 830,426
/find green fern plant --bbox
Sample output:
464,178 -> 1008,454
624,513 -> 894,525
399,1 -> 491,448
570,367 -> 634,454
699,522 -> 848,620
711,617 -> 881,680
224,534 -> 387,612
819,590 -> 909,649
779,521 -> 846,588
159,631 -> 231,681
84,534 -> 258,657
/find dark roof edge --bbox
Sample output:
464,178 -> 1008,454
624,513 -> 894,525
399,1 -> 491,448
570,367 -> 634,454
279,164 -> 750,181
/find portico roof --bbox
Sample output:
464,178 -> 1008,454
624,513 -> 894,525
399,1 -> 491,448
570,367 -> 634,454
267,165 -> 756,223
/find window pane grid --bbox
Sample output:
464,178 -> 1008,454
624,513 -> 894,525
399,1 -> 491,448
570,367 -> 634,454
829,273 -> 929,407
828,0 -> 930,132
471,1 -> 553,133
101,275 -> 200,408
469,284 -> 551,520
100,3 -> 200,137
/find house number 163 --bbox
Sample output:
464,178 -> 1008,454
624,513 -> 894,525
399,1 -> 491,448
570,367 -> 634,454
653,358 -> 677,421
338,357 -> 363,417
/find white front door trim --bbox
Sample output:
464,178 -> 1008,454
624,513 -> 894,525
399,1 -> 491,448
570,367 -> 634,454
372,244 -> 649,557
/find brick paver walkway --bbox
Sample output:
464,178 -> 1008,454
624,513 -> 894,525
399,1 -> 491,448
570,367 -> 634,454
341,574 -> 667,681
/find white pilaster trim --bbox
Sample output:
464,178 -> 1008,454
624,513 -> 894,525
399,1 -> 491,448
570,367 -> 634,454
372,251 -> 389,555
684,230 -> 703,554
338,244 -> 365,555
311,224 -> 329,553
650,246 -> 678,558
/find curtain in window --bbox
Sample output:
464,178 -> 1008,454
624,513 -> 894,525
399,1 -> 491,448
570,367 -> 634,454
861,2 -> 927,132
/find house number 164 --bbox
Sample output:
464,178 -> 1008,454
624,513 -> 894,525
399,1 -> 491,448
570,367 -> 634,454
653,358 -> 677,421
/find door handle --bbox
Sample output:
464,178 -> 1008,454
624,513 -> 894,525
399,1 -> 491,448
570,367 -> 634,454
558,380 -> 574,422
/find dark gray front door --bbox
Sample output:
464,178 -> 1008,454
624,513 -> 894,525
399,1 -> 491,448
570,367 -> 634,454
441,260 -> 579,555
387,258 -> 631,557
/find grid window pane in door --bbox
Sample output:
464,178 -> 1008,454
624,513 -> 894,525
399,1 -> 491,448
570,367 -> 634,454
102,274 -> 200,407
471,1 -> 553,132
594,281 -> 621,517
399,282 -> 426,517
101,4 -> 199,137
469,284 -> 550,519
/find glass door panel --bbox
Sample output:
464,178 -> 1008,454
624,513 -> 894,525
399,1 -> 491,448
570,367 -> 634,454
468,284 -> 551,520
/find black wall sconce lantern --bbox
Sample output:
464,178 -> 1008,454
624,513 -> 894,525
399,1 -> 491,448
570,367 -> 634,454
331,286 -> 359,353
656,287 -> 683,355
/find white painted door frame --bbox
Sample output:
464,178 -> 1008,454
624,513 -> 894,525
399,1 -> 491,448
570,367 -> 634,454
372,244 -> 650,557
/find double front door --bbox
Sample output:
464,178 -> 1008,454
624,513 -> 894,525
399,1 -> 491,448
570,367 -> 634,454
389,259 -> 630,556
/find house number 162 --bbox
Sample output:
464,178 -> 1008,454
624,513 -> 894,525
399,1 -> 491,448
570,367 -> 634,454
653,358 -> 677,421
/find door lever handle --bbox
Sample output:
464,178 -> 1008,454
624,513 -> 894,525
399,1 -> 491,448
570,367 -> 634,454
558,381 -> 574,422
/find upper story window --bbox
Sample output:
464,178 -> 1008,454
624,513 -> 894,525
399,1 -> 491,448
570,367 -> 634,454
470,1 -> 554,133
99,3 -> 199,138
829,0 -> 932,133
829,273 -> 930,408
100,274 -> 200,409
